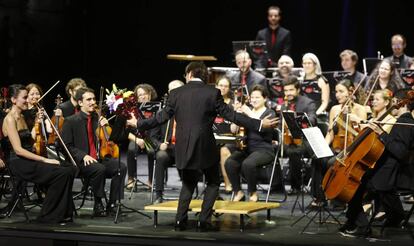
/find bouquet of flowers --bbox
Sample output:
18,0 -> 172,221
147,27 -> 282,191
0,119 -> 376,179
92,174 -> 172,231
105,83 -> 154,152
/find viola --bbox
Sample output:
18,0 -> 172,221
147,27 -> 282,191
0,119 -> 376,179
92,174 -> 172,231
96,87 -> 119,159
322,90 -> 414,203
48,94 -> 64,145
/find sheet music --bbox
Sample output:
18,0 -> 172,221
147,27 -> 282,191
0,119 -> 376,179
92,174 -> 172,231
301,127 -> 334,158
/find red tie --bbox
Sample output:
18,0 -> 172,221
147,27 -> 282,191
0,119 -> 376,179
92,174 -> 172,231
171,120 -> 177,145
271,30 -> 276,47
241,74 -> 247,86
289,102 -> 296,112
87,115 -> 98,159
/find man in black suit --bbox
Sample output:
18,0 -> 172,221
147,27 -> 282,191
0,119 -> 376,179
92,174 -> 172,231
58,78 -> 87,117
127,62 -> 277,231
385,34 -> 413,69
255,6 -> 292,68
61,87 -> 127,217
281,76 -> 317,195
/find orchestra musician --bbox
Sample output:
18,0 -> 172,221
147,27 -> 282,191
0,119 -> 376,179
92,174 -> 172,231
364,59 -> 405,109
214,76 -> 235,193
58,78 -> 87,117
153,80 -> 184,204
281,76 -> 317,195
1,84 -> 75,223
127,61 -> 277,231
339,89 -> 414,237
61,87 -> 127,217
339,50 -> 367,105
125,83 -> 161,190
385,34 -> 413,69
228,50 -> 267,95
316,79 -> 367,207
225,84 -> 276,202
267,55 -> 295,107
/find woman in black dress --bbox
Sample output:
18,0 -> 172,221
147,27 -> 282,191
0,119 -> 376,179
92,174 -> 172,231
2,84 -> 75,223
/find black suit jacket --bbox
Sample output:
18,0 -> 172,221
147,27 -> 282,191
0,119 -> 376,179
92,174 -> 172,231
61,111 -> 99,164
58,100 -> 77,118
375,112 -> 414,191
137,80 -> 262,170
281,95 -> 317,127
229,68 -> 267,93
255,26 -> 292,68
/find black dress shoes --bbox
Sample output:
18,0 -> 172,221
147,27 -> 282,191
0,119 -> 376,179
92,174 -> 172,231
174,220 -> 188,231
93,201 -> 107,217
196,221 -> 218,232
106,203 -> 118,216
154,195 -> 164,204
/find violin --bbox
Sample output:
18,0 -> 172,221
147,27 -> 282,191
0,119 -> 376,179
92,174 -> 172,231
281,96 -> 302,146
96,87 -> 119,159
34,112 -> 47,157
331,103 -> 360,153
48,94 -> 64,145
233,89 -> 247,150
322,90 -> 414,203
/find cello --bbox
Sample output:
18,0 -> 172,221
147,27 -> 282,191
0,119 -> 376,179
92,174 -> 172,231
322,91 -> 414,202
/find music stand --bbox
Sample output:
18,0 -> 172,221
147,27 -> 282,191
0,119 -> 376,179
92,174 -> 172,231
290,127 -> 341,233
282,112 -> 311,215
362,57 -> 382,75
108,114 -> 152,223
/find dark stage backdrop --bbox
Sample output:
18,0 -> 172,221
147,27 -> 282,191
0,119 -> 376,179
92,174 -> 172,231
1,0 -> 413,112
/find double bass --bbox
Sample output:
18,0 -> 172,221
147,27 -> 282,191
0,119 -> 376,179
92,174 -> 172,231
322,91 -> 414,202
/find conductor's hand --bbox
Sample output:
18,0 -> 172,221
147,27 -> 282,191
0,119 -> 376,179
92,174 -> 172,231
83,155 -> 98,166
261,115 -> 279,129
126,113 -> 138,128
0,159 -> 5,169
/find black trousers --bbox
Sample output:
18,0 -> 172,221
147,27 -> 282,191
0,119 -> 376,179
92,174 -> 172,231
346,175 -> 405,227
9,156 -> 76,223
176,164 -> 220,223
225,150 -> 275,193
285,144 -> 308,190
127,140 -> 155,182
79,158 -> 127,203
154,147 -> 176,193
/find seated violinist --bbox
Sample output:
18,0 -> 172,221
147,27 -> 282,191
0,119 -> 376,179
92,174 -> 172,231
1,84 -> 76,223
225,85 -> 276,202
61,87 -> 127,217
281,76 -> 317,195
58,78 -> 87,117
339,89 -> 414,237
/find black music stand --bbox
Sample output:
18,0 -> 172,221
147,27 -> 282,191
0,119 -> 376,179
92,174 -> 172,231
282,112 -> 311,215
109,115 -> 152,223
289,126 -> 341,234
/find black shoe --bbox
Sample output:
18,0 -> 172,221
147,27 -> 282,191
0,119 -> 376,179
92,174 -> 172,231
174,219 -> 187,231
106,202 -> 118,216
338,221 -> 356,233
59,217 -> 74,225
93,201 -> 107,217
340,226 -> 371,238
154,195 -> 164,204
197,221 -> 218,232
287,188 -> 298,195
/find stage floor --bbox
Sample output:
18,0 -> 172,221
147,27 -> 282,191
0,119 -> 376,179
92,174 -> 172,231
0,155 -> 413,246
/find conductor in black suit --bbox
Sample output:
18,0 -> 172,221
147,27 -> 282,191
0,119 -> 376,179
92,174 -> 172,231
255,6 -> 292,68
127,62 -> 278,231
